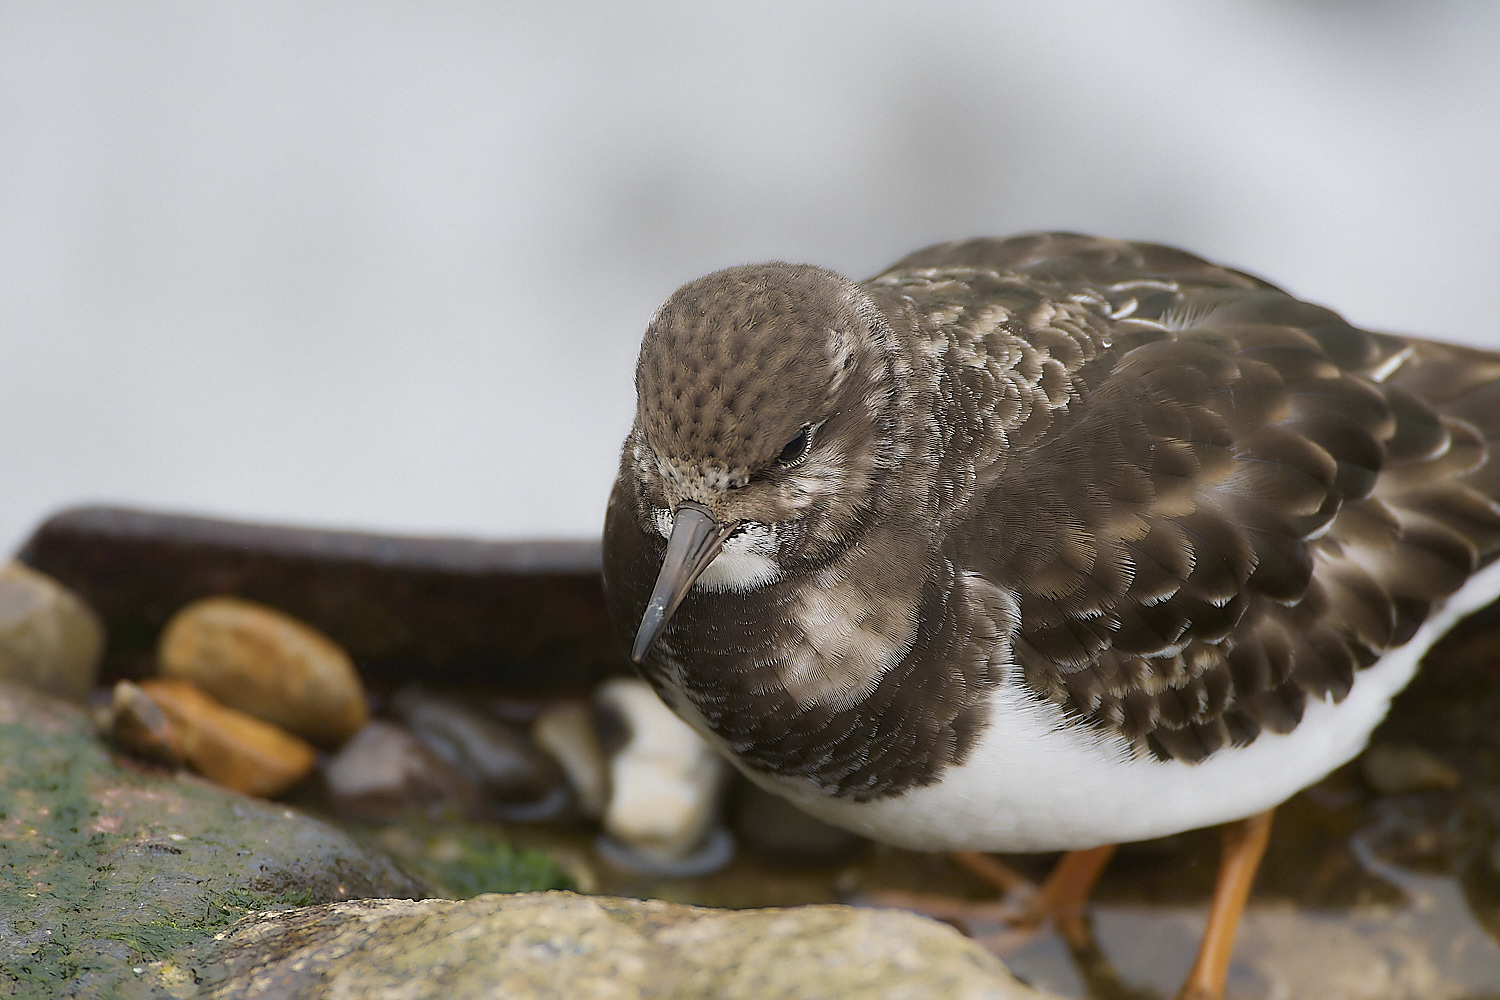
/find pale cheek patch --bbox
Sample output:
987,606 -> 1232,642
694,522 -> 784,592
779,574 -> 915,711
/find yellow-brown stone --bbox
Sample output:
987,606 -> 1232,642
158,596 -> 367,748
138,677 -> 317,798
109,679 -> 184,767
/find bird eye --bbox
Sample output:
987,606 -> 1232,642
775,424 -> 815,467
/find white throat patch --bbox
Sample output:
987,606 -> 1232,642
649,510 -> 784,593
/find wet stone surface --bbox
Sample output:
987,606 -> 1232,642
532,701 -> 608,818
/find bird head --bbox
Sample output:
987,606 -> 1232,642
620,262 -> 911,662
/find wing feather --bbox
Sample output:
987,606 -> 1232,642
885,234 -> 1500,761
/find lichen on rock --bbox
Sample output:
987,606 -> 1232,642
0,680 -> 424,998
192,892 -> 1057,1000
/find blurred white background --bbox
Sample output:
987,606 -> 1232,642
3,2 -> 1498,554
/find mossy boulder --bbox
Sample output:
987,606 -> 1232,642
0,681 -> 424,999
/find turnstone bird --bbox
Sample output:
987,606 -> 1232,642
601,232 -> 1500,999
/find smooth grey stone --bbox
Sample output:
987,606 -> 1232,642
391,687 -> 567,819
321,719 -> 475,820
0,559 -> 103,701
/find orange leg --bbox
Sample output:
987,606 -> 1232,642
1031,843 -> 1117,946
948,850 -> 1035,896
951,844 -> 1116,948
860,853 -> 1032,930
1033,844 -> 1117,919
1176,809 -> 1274,1000
951,844 -> 1117,915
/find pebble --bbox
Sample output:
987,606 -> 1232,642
0,560 -> 104,702
158,595 -> 368,748
138,677 -> 317,798
109,679 -> 184,767
391,688 -> 567,821
321,719 -> 475,820
532,702 -> 609,818
1360,742 -> 1462,795
594,677 -> 730,874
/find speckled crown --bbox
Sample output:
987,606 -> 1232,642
634,263 -> 874,476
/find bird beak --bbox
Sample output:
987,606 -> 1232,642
632,501 -> 739,663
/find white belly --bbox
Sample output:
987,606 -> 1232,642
759,555 -> 1500,853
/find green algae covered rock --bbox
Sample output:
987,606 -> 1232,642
0,680 -> 425,999
354,821 -> 577,900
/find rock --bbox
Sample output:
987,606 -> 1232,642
0,559 -> 103,701
532,701 -> 609,818
322,719 -> 475,820
0,679 -> 424,999
109,678 -> 184,767
391,687 -> 567,821
139,677 -> 318,798
732,778 -> 863,864
158,595 -> 368,748
193,893 -> 1054,1000
19,505 -> 626,690
1360,742 -> 1462,795
595,678 -> 730,874
1133,896 -> 1493,1000
487,694 -> 550,726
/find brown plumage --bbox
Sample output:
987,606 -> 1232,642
604,230 -> 1500,1000
603,232 -> 1500,799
